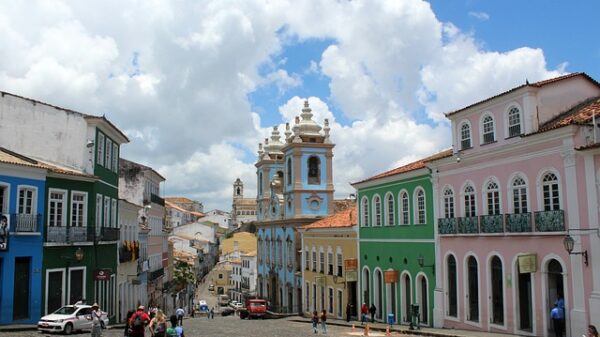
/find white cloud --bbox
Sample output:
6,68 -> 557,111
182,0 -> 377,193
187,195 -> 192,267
0,0 -> 566,211
468,11 -> 490,21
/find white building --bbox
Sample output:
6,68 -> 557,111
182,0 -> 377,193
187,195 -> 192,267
241,251 -> 257,300
197,210 -> 231,230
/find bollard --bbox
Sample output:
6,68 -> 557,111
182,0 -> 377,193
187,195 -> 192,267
363,324 -> 369,336
352,324 -> 355,332
385,325 -> 391,336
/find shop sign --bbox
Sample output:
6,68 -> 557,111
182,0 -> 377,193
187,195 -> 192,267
518,254 -> 537,273
384,270 -> 398,283
94,269 -> 112,281
344,258 -> 358,270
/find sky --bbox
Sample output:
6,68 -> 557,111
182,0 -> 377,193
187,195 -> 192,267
1,0 -> 599,211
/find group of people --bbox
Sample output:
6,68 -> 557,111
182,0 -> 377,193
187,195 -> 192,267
124,305 -> 186,337
360,303 -> 377,325
311,309 -> 327,334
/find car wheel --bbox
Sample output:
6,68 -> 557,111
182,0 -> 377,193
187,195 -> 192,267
63,323 -> 73,335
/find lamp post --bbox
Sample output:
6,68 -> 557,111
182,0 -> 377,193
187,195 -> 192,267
563,234 -> 588,266
417,254 -> 435,274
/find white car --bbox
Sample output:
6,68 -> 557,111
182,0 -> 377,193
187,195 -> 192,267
230,301 -> 244,310
37,304 -> 109,335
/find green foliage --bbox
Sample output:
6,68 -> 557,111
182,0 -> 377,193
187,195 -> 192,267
173,260 -> 195,291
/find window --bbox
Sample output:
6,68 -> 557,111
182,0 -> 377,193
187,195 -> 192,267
337,289 -> 343,317
385,193 -> 395,225
467,256 -> 479,322
460,123 -> 471,150
415,189 -> 426,224
104,197 -> 110,227
112,143 -> 119,172
319,249 -> 325,273
512,177 -> 528,213
336,250 -> 343,277
96,195 -> 102,229
49,191 -> 66,227
490,256 -> 504,324
71,192 -> 87,227
399,191 -> 409,225
111,199 -> 117,228
287,238 -> 293,266
361,197 -> 369,227
258,172 -> 263,196
482,115 -> 495,144
307,156 -> 321,185
105,138 -> 113,170
312,249 -> 317,271
485,180 -> 500,215
328,287 -> 334,313
542,172 -> 560,211
0,185 -> 7,214
327,250 -> 333,275
464,185 -> 476,217
443,188 -> 455,218
18,187 -> 35,215
287,158 -> 292,185
97,133 -> 105,166
373,195 -> 382,226
305,249 -> 310,270
508,106 -> 521,137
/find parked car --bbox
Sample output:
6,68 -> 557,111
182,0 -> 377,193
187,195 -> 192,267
38,304 -> 109,335
198,300 -> 209,315
230,301 -> 244,310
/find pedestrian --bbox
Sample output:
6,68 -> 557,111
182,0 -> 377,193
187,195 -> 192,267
124,310 -> 135,337
167,315 -> 185,337
175,306 -> 185,326
209,307 -> 214,319
149,310 -> 167,337
369,304 -> 376,323
311,311 -> 319,334
129,306 -> 151,337
320,309 -> 328,335
90,303 -> 103,337
588,325 -> 599,337
550,303 -> 564,337
345,302 -> 352,322
360,303 -> 368,325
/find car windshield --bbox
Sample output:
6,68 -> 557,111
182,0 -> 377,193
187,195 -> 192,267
53,306 -> 77,315
251,303 -> 265,307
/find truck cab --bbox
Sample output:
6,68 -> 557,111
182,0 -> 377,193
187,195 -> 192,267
239,299 -> 267,319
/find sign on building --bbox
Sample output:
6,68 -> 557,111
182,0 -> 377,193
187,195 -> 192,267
518,254 -> 537,273
0,214 -> 9,251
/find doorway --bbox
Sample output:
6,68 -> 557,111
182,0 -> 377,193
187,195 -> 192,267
546,259 -> 564,336
13,257 -> 30,320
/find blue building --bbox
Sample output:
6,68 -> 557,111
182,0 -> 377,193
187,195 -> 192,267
256,100 -> 335,313
0,148 -> 46,324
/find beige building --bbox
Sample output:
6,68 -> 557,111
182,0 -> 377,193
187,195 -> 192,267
300,206 -> 358,319
220,232 -> 257,258
231,178 -> 257,228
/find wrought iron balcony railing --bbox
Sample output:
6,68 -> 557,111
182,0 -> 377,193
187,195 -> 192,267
9,213 -> 42,233
505,213 -> 532,232
100,227 -> 120,241
480,214 -> 504,233
534,210 -> 565,232
438,217 -> 457,234
458,216 -> 479,234
45,226 -> 95,243
438,210 -> 565,235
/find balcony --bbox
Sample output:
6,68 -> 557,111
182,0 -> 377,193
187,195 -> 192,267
45,226 -> 95,243
100,227 -> 120,241
438,209 -> 565,236
9,213 -> 41,233
151,193 -> 165,206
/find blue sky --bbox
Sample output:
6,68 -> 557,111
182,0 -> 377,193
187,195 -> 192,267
1,0 -> 598,211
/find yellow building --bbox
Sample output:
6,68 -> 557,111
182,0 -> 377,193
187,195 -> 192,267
299,206 -> 358,320
220,232 -> 257,257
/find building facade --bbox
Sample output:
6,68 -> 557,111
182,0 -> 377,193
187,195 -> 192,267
428,72 -> 600,337
300,206 -> 358,320
256,100 -> 335,313
231,178 -> 257,228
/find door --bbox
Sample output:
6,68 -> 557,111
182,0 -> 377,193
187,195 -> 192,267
13,257 -> 30,320
47,270 -> 65,314
69,269 -> 84,305
76,307 -> 92,330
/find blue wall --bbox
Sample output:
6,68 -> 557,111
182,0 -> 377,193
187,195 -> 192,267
0,175 -> 45,324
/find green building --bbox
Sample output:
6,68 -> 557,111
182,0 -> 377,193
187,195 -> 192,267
351,150 -> 450,326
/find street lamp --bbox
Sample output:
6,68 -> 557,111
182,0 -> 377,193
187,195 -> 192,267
75,247 -> 84,261
417,254 -> 435,274
563,234 -> 588,266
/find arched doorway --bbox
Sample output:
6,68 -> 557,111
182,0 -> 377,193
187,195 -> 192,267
467,256 -> 479,322
546,259 -> 565,336
417,275 -> 429,325
362,268 -> 370,305
490,256 -> 504,325
401,273 -> 412,323
375,270 -> 383,320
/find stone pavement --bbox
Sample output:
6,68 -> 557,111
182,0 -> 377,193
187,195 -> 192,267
289,317 -> 525,337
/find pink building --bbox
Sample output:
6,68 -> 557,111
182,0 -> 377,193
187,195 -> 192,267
427,73 -> 600,337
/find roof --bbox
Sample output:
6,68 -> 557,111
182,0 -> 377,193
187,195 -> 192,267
446,72 -> 600,117
242,250 -> 257,257
120,158 -> 166,181
303,206 -> 356,230
0,147 -> 96,179
165,197 -> 195,204
84,115 -> 130,143
352,149 -> 452,185
533,96 -> 600,134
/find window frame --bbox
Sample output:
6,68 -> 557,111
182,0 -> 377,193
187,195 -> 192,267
443,187 -> 455,218
17,185 -> 37,216
399,190 -> 409,225
480,113 -> 496,144
463,184 -> 477,218
361,197 -> 369,227
459,121 -> 472,150
71,191 -> 88,227
414,188 -> 426,224
372,194 -> 382,226
384,192 -> 395,226
48,189 -> 67,228
97,132 -> 105,167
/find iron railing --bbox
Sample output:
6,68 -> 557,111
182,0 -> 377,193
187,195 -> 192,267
505,213 -> 532,232
535,210 -> 565,232
458,217 -> 479,234
9,213 -> 41,233
438,217 -> 457,234
480,214 -> 503,233
45,226 -> 95,243
101,227 -> 120,241
438,210 -> 565,235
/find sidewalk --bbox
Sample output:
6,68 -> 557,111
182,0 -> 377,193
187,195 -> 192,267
288,317 -> 525,337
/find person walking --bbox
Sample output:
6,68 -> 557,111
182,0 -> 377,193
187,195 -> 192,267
369,304 -> 376,323
90,303 -> 103,337
123,310 -> 135,337
345,303 -> 352,322
311,311 -> 319,334
175,306 -> 185,326
550,303 -> 564,337
166,315 -> 185,337
149,310 -> 167,337
360,303 -> 368,325
128,306 -> 151,337
209,307 -> 214,319
320,310 -> 328,335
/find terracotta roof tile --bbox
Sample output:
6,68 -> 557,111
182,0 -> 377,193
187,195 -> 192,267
353,149 -> 452,185
0,147 -> 96,178
303,206 -> 356,229
528,96 -> 600,135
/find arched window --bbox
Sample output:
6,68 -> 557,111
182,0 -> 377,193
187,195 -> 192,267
511,176 -> 528,213
508,106 -> 522,137
373,195 -> 382,226
542,172 -> 560,211
485,179 -> 500,215
447,255 -> 457,317
482,115 -> 495,144
415,189 -> 426,224
308,156 -> 321,185
399,191 -> 409,225
443,188 -> 454,218
460,123 -> 472,150
287,158 -> 292,186
361,197 -> 369,227
385,193 -> 395,226
490,256 -> 504,324
464,185 -> 476,217
467,256 -> 479,322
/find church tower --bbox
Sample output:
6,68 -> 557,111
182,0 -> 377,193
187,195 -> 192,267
233,177 -> 244,199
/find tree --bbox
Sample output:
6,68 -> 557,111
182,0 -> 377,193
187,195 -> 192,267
173,260 -> 195,291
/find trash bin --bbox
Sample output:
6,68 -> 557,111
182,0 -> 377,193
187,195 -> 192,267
387,313 -> 395,325
409,304 -> 420,330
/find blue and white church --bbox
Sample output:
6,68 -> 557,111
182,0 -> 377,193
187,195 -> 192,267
255,100 -> 335,313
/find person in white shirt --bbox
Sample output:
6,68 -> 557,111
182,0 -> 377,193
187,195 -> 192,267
90,303 -> 103,337
175,307 -> 185,326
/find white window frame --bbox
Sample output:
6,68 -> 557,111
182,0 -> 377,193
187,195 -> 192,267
443,187 -> 455,218
104,196 -> 110,228
112,143 -> 119,173
538,170 -> 562,211
483,178 -> 501,216
68,266 -> 87,305
336,247 -> 343,277
398,190 -> 410,225
372,194 -> 382,226
462,183 -> 477,217
71,191 -> 88,227
505,103 -> 523,138
385,192 -> 395,226
361,197 -> 369,227
480,113 -> 496,144
45,268 -> 66,315
111,199 -> 117,229
414,188 -> 426,224
105,138 -> 113,171
327,247 -> 333,275
319,247 -> 325,273
17,185 -> 37,216
97,133 -> 105,167
48,189 -> 67,227
459,120 -> 472,150
0,183 -> 10,215
509,174 -> 529,214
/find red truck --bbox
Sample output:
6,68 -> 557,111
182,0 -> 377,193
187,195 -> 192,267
239,299 -> 267,319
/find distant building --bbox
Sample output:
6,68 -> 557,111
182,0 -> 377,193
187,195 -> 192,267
165,199 -> 204,228
165,197 -> 204,213
198,209 -> 231,230
231,178 -> 257,228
